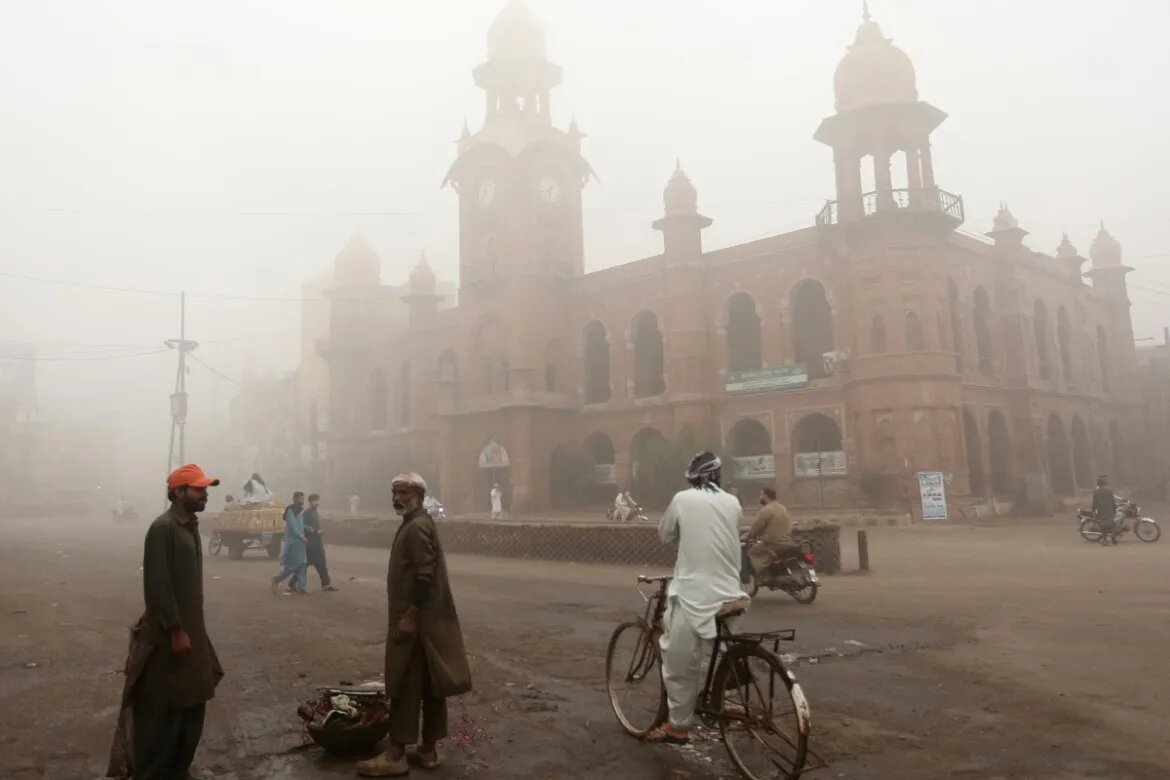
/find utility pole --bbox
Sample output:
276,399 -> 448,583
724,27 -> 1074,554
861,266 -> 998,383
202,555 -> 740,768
165,290 -> 199,473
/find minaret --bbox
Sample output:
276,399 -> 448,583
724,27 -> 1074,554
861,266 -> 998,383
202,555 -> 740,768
651,160 -> 712,264
1055,233 -> 1086,279
1085,222 -> 1136,392
403,250 -> 440,329
985,203 -> 1028,251
814,6 -> 960,228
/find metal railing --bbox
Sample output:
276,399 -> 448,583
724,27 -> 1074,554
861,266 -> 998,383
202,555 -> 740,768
816,187 -> 964,228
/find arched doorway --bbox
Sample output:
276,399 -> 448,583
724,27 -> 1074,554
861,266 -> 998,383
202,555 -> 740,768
1057,306 -> 1073,382
963,408 -> 985,496
630,427 -> 671,507
631,311 -> 665,398
1046,414 -> 1074,495
727,418 -> 773,493
988,410 -> 1013,496
726,293 -> 762,372
582,320 -> 611,403
792,413 -> 844,507
437,349 -> 458,382
476,437 -> 512,516
549,446 -> 577,509
1097,326 -> 1110,392
584,432 -> 616,504
1071,415 -> 1092,490
790,280 -> 833,378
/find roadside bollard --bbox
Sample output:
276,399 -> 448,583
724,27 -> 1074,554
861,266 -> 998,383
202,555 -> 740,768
858,530 -> 869,572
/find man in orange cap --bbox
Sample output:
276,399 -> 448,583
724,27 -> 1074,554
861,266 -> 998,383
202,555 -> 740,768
106,464 -> 225,779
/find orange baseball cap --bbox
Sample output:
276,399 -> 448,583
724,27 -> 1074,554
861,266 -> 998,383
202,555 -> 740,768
167,464 -> 220,489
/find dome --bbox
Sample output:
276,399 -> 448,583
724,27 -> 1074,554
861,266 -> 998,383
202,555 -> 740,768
1056,233 -> 1079,259
333,233 -> 381,287
833,11 -> 918,113
409,250 -> 436,293
1090,222 -> 1122,267
487,0 -> 546,61
991,203 -> 1019,232
663,161 -> 698,217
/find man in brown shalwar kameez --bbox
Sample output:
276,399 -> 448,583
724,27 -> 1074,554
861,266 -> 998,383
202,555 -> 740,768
107,464 -> 225,779
357,472 -> 471,777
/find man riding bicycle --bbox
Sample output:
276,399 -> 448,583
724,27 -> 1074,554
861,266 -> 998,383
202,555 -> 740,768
645,451 -> 749,745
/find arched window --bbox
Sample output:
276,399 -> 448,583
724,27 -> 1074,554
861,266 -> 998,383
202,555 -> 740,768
974,286 -> 993,375
1046,414 -> 1074,495
793,413 -> 843,454
1034,300 -> 1052,379
1071,415 -> 1091,489
545,338 -> 560,392
437,349 -> 458,382
582,321 -> 611,403
948,278 -> 963,370
1057,306 -> 1073,382
1110,419 -> 1124,480
631,310 -> 665,398
790,280 -> 833,379
369,369 -> 388,431
988,411 -> 1013,496
871,315 -> 887,353
905,311 -> 924,351
473,316 -> 506,395
1096,326 -> 1110,393
398,361 -> 411,428
726,293 -> 762,372
963,408 -> 985,496
727,418 -> 773,485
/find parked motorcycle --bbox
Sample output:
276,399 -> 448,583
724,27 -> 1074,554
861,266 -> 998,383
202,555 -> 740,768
741,539 -> 820,604
1078,500 -> 1161,543
605,504 -> 648,523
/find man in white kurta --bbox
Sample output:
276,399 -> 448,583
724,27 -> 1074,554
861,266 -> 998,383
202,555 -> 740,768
651,457 -> 748,743
490,484 -> 503,519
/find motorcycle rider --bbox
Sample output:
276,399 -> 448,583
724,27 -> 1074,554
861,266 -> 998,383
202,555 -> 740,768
742,488 -> 795,578
1092,475 -> 1119,545
613,488 -> 636,522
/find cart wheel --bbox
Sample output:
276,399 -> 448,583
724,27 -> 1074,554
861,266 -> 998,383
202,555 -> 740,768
266,539 -> 282,559
228,540 -> 245,559
209,533 -> 223,556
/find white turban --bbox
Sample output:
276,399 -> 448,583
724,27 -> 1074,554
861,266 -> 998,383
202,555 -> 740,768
391,472 -> 428,493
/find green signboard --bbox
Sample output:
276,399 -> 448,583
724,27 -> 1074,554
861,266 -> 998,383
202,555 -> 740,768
725,364 -> 809,395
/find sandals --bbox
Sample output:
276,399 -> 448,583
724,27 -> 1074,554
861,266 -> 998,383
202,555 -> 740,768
407,749 -> 441,769
644,726 -> 690,745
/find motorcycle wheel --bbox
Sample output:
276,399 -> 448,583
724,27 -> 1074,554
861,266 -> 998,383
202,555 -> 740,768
1079,519 -> 1103,542
1135,520 -> 1162,543
790,582 -> 818,605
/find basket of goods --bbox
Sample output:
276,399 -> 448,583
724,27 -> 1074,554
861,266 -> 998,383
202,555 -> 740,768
297,685 -> 390,754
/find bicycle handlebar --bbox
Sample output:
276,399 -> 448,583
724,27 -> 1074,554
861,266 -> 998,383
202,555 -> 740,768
637,575 -> 672,584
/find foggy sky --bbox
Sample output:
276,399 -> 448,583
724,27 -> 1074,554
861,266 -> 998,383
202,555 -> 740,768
2,1 -> 1168,482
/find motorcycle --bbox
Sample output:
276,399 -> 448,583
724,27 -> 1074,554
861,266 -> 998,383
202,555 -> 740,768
606,503 -> 648,523
1078,499 -> 1161,543
741,539 -> 820,604
424,497 -> 448,520
111,506 -> 139,524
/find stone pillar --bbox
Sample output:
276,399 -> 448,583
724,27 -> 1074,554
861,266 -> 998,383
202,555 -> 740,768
919,138 -> 937,189
874,149 -> 894,211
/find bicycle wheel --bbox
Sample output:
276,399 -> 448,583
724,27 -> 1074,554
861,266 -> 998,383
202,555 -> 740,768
605,621 -> 666,737
209,533 -> 223,556
712,643 -> 809,780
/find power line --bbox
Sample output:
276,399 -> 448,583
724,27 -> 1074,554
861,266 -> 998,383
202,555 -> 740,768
189,353 -> 242,388
0,348 -> 170,362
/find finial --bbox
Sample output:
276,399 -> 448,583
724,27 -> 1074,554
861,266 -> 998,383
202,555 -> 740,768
675,156 -> 681,171
862,0 -> 871,21
419,248 -> 428,265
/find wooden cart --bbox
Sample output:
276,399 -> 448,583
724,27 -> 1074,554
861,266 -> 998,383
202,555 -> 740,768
207,506 -> 284,559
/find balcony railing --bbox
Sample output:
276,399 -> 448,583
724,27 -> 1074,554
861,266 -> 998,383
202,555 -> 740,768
816,187 -> 964,228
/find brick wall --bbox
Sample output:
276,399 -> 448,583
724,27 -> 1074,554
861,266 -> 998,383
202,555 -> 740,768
324,516 -> 842,574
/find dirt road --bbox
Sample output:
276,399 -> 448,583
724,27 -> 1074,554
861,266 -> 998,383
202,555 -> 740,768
2,515 -> 1168,779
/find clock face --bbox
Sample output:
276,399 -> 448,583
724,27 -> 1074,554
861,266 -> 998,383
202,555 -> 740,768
477,178 -> 496,207
538,174 -> 562,205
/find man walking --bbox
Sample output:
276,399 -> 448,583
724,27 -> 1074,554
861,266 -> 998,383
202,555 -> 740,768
303,493 -> 337,591
106,464 -> 224,779
646,452 -> 748,745
272,491 -> 308,594
489,482 -> 503,519
357,473 -> 471,777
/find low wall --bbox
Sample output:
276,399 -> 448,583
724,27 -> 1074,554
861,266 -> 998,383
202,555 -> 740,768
325,516 -> 842,575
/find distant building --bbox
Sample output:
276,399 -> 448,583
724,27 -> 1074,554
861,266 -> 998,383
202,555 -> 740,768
314,4 -> 1141,513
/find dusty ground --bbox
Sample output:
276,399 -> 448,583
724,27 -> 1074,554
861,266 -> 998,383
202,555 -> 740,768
2,514 -> 1168,780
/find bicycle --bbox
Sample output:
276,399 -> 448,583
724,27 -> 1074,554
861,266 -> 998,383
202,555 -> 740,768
605,575 -> 811,779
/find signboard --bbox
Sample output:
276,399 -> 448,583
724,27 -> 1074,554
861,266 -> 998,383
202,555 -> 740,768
592,463 -> 617,485
917,471 -> 948,520
822,349 -> 851,374
794,451 -> 847,478
477,439 -> 510,469
733,455 -> 776,480
725,365 -> 809,395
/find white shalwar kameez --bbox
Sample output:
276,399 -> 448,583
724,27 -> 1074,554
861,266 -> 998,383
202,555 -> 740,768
657,485 -> 748,729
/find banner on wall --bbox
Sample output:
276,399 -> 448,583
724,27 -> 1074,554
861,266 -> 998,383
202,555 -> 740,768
733,455 -> 776,480
916,471 -> 948,520
477,439 -> 510,470
725,365 -> 809,395
592,464 -> 617,485
793,451 -> 847,478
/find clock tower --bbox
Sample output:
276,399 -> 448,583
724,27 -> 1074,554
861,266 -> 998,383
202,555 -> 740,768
443,0 -> 592,292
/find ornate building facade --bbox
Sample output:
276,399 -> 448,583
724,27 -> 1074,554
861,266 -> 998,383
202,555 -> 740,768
316,3 -> 1141,514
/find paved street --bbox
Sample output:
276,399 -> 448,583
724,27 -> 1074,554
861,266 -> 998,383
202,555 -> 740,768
2,515 -> 1168,779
